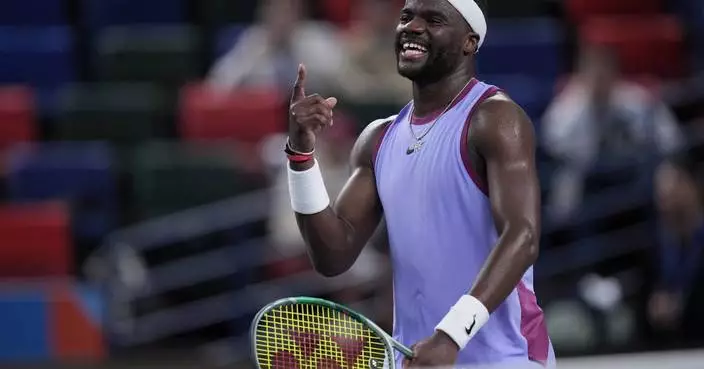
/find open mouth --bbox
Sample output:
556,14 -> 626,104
400,41 -> 429,60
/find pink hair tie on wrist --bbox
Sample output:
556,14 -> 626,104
285,137 -> 315,163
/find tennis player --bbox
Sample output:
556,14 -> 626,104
285,0 -> 555,367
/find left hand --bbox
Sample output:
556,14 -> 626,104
403,331 -> 459,368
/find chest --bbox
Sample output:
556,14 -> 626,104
377,117 -> 466,204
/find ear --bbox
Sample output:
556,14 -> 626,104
463,33 -> 479,55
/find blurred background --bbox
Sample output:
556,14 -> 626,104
0,0 -> 703,368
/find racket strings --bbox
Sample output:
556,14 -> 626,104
254,303 -> 388,369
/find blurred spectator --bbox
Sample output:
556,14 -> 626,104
206,0 -> 346,96
337,0 -> 412,104
541,44 -> 684,221
649,150 -> 704,344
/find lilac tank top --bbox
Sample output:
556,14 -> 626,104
373,79 -> 554,367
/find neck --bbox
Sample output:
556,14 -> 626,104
412,67 -> 474,117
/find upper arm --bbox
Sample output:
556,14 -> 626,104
331,117 -> 392,245
470,94 -> 541,236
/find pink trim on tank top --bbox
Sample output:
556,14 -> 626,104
518,281 -> 550,366
458,86 -> 500,196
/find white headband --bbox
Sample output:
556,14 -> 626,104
445,0 -> 487,50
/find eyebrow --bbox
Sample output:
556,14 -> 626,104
401,7 -> 449,20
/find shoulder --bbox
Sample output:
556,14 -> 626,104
350,115 -> 398,168
469,91 -> 536,155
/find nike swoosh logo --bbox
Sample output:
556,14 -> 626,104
465,314 -> 477,335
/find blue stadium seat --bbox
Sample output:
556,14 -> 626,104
5,142 -> 118,242
670,0 -> 704,70
0,0 -> 65,25
214,24 -> 248,59
0,26 -> 75,113
480,74 -> 555,127
0,288 -> 48,360
82,0 -> 187,30
478,18 -> 565,80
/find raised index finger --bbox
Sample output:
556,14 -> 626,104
291,64 -> 307,103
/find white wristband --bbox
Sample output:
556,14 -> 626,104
435,295 -> 490,350
287,160 -> 330,215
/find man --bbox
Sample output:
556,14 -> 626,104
206,0 -> 346,96
285,0 -> 554,367
650,149 -> 704,345
541,44 -> 682,222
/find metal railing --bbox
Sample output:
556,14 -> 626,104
85,189 -> 383,365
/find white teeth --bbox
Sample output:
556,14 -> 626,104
402,42 -> 427,52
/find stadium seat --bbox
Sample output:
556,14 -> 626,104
581,16 -> 685,79
478,18 -> 565,80
179,83 -> 286,145
321,0 -> 353,28
82,0 -> 187,31
5,142 -> 118,242
0,0 -> 65,25
669,0 -> 704,71
0,26 -> 75,113
130,142 -> 265,219
0,286 -> 49,360
0,281 -> 105,361
479,74 -> 554,125
566,0 -> 662,24
95,25 -> 200,89
0,202 -> 71,278
196,0 -> 258,28
214,24 -> 247,59
0,86 -> 37,152
482,0 -> 550,18
321,0 -> 405,29
54,83 -> 169,146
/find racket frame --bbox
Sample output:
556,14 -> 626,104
250,296 -> 414,369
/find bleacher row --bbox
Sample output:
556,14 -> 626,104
0,0 -> 699,362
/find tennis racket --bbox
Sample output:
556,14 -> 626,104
250,296 -> 414,369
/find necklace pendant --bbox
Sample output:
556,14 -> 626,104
406,140 -> 424,155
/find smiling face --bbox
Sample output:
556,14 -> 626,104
395,0 -> 478,82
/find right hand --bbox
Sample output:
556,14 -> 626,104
288,64 -> 338,153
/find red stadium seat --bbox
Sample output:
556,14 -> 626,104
322,0 -> 353,28
567,0 -> 661,24
0,86 -> 36,152
178,83 -> 286,146
0,202 -> 72,278
324,0 -> 404,29
581,16 -> 685,79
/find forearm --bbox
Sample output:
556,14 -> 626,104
434,224 -> 539,351
295,209 -> 360,276
288,158 -> 379,276
469,224 -> 539,311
